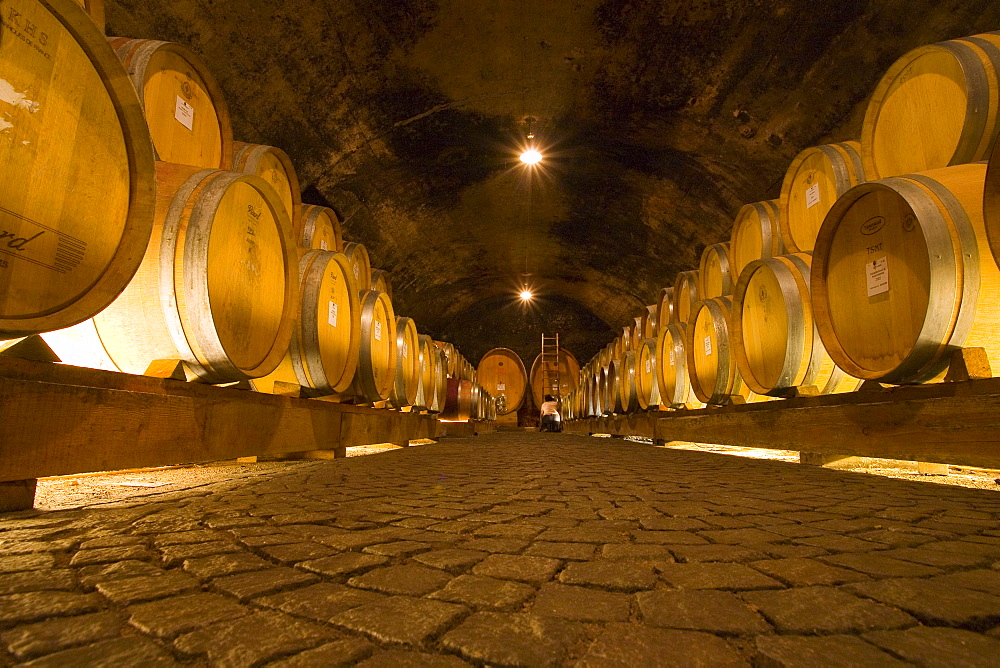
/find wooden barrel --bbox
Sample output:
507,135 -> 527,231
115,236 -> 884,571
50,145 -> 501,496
432,345 -> 449,412
529,348 -> 580,406
349,289 -> 397,403
983,133 -> 1000,269
413,334 -> 434,410
390,316 -> 420,408
636,338 -> 661,410
657,287 -> 675,330
440,378 -> 473,420
779,142 -> 866,253
249,249 -> 361,395
655,323 -> 703,409
108,37 -> 233,169
813,162 -> 1000,383
616,351 -> 639,413
0,0 -> 155,339
598,342 -> 614,371
861,32 -> 1000,181
435,340 -> 458,377
370,269 -> 393,299
75,0 -> 104,31
231,142 -> 301,238
477,347 -> 527,415
631,316 -> 644,352
598,363 -> 617,415
342,242 -> 372,294
44,163 -> 297,382
299,204 -> 343,252
698,242 -> 734,298
687,297 -> 754,405
673,270 -> 700,324
643,304 -> 658,339
730,200 -> 782,280
732,253 -> 859,396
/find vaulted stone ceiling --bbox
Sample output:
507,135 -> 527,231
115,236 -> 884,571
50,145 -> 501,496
106,0 -> 1000,364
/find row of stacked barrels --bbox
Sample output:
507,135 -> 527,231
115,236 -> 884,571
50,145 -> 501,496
566,29 -> 1000,418
0,0 -> 496,419
475,347 -> 581,416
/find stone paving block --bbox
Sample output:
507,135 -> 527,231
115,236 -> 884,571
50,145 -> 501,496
258,541 -> 337,564
298,552 -> 389,577
531,582 -> 631,622
854,529 -> 936,547
0,611 -> 122,660
158,541 -> 239,566
578,623 -> 747,667
429,574 -> 537,610
740,586 -> 915,633
70,545 -> 155,566
847,578 -> 1000,629
756,524 -> 829,539
558,560 -> 658,591
78,535 -> 148,550
523,541 -> 595,561
881,545 -> 990,568
639,517 -> 711,531
348,564 -> 453,596
19,636 -> 177,668
599,544 -> 675,562
472,554 -> 562,583
362,540 -> 434,557
457,537 -> 531,553
637,589 -> 770,634
762,545 -> 829,559
412,548 -> 488,571
0,553 -> 54,573
0,539 -> 79,556
127,592 -> 249,638
393,517 -> 439,529
425,520 -> 488,534
239,532 -> 313,548
749,558 -> 870,586
96,572 -> 201,604
256,581 -> 386,619
754,634 -> 909,667
633,530 -> 710,545
820,552 -> 944,578
174,610 -> 336,665
203,514 -> 265,529
697,528 -> 785,544
316,527 -> 410,551
472,523 -> 544,540
182,552 -> 273,578
212,567 -> 319,600
931,569 -> 1000,597
0,569 -> 75,595
0,590 -> 102,625
153,530 -> 223,546
864,625 -> 1000,666
356,649 -> 472,666
658,562 -> 783,590
793,535 -> 889,553
667,544 -> 767,563
440,612 -> 584,666
696,516 -> 756,529
267,636 -> 375,667
535,527 -> 631,544
270,512 -> 340,525
331,595 -> 468,645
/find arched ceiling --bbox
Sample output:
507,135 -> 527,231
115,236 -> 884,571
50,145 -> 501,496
106,0 -> 1000,364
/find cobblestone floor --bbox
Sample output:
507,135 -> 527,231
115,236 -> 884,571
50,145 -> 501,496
2,432 -> 1000,666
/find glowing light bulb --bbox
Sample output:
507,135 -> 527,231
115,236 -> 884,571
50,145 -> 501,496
520,150 -> 542,165
519,290 -> 533,301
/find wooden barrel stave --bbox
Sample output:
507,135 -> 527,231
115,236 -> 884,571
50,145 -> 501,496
656,322 -> 704,409
390,316 -> 420,408
477,347 -> 528,415
673,270 -> 700,324
730,199 -> 783,280
698,242 -> 734,299
349,289 -> 397,403
231,142 -> 301,240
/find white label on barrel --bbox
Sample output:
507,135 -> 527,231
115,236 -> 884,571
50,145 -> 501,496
805,182 -> 821,209
867,256 -> 889,297
402,341 -> 408,359
645,359 -> 651,373
669,350 -> 675,365
174,96 -> 195,130
320,240 -> 328,250
704,336 -> 713,356
374,320 -> 382,341
497,383 -> 505,391
327,301 -> 338,327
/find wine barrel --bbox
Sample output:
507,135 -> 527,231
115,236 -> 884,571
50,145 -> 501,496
440,378 -> 473,420
698,242 -> 734,298
673,270 -> 700,324
0,0 -> 155,339
656,322 -> 703,409
861,32 -> 1000,181
412,334 -> 433,410
643,304 -> 658,339
477,347 -> 528,415
616,351 -> 639,413
687,297 -> 754,405
529,348 -> 580,406
657,287 -> 675,330
390,316 -> 420,408
732,253 -> 859,396
983,132 -> 1000,268
435,340 -> 458,377
342,242 -> 372,295
44,163 -> 297,382
598,342 -> 614,371
635,338 -> 661,410
249,249 -> 361,395
433,346 -> 449,411
730,200 -> 782,280
370,269 -> 393,300
348,289 -> 397,403
631,316 -> 644,352
779,142 -> 866,253
231,142 -> 301,237
813,162 -> 1000,383
75,0 -> 104,31
299,204 -> 343,252
108,37 -> 233,169
598,363 -> 617,415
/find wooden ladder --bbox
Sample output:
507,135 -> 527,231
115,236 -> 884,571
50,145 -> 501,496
540,333 -> 561,403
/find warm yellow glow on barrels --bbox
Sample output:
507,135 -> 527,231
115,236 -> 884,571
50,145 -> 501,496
520,150 -> 543,165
